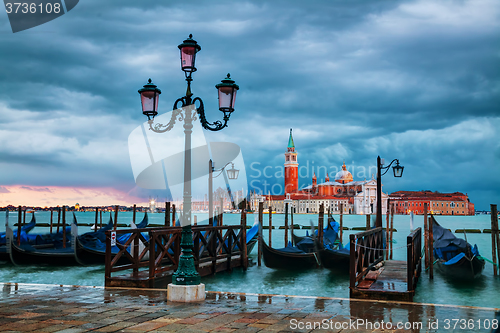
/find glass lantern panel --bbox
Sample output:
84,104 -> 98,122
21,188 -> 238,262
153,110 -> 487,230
226,168 -> 239,180
231,89 -> 237,109
393,166 -> 404,177
141,90 -> 158,114
218,87 -> 234,110
181,46 -> 196,71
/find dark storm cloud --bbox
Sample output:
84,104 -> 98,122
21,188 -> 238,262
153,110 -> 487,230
0,0 -> 498,209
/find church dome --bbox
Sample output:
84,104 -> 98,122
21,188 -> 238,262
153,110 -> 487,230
335,162 -> 353,184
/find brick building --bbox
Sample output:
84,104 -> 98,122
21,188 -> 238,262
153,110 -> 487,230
389,190 -> 474,215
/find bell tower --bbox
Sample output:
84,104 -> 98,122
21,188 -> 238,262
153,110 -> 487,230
284,128 -> 298,194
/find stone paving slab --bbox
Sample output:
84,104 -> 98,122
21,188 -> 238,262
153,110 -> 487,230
0,282 -> 498,332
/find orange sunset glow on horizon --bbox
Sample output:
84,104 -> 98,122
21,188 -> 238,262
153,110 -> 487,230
0,185 -> 150,208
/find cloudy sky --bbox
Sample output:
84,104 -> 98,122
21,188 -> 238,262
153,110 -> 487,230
0,0 -> 498,210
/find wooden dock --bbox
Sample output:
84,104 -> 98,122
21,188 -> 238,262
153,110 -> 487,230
350,227 -> 422,302
104,221 -> 249,289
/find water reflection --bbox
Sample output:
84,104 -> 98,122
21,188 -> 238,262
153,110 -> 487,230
314,298 -> 326,311
349,299 -> 425,333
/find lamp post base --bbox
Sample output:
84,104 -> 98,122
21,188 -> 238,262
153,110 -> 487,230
167,283 -> 205,302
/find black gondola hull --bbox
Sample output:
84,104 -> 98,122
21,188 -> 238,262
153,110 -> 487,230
318,248 -> 350,271
261,239 -> 318,270
435,256 -> 485,280
9,241 -> 78,266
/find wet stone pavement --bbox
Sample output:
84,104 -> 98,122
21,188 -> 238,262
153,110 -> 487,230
0,283 -> 498,332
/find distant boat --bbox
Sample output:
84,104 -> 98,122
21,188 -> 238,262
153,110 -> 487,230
432,215 -> 485,280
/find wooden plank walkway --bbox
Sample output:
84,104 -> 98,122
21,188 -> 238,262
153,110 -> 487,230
349,227 -> 422,302
351,260 -> 415,301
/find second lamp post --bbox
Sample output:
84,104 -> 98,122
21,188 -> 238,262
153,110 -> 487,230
138,34 -> 239,286
375,156 -> 404,228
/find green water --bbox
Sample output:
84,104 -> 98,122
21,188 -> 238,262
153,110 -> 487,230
1,211 -> 499,308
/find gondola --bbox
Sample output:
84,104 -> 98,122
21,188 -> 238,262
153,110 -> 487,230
0,213 -> 37,261
261,236 -> 319,270
312,219 -> 350,271
1,213 -> 72,263
245,222 -> 259,255
432,215 -> 485,280
8,213 -> 78,266
74,213 -> 148,265
317,246 -> 350,271
291,215 -> 338,246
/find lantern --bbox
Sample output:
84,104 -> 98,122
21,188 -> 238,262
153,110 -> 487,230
178,34 -> 201,73
393,161 -> 404,177
215,73 -> 239,113
226,163 -> 239,180
138,79 -> 161,119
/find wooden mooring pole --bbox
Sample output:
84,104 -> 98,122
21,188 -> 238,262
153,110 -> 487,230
172,204 -> 176,226
17,206 -> 21,246
132,204 -> 136,225
491,204 -> 498,276
386,206 -> 390,260
56,207 -> 61,233
165,202 -> 170,226
220,197 -> 224,226
495,206 -> 500,277
50,209 -> 53,234
94,207 -> 98,232
62,206 -> 66,248
284,203 -> 289,247
113,205 -> 119,230
241,205 -> 248,270
258,202 -> 263,266
424,203 -> 429,270
339,203 -> 343,245
318,204 -> 324,244
390,202 -> 394,260
269,206 -> 273,247
366,214 -> 370,230
429,206 -> 434,280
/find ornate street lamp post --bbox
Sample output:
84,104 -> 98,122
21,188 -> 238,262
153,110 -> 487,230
139,34 -> 239,288
376,156 -> 404,228
208,160 -> 239,224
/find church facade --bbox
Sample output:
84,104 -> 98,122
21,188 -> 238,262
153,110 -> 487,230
251,129 -> 388,214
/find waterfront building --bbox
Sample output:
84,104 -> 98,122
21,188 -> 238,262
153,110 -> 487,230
251,130 -> 388,214
389,190 -> 475,215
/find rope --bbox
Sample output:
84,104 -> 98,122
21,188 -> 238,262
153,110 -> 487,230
424,259 -> 439,271
478,256 -> 499,267
354,242 -> 412,251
